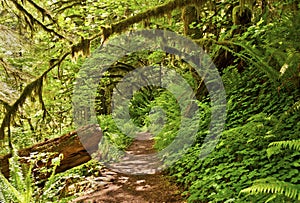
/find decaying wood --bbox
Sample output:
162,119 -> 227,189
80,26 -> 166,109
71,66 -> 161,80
0,124 -> 102,179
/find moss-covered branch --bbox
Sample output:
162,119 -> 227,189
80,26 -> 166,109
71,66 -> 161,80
11,0 -> 66,40
0,100 -> 11,111
98,0 -> 206,41
0,52 -> 70,140
26,0 -> 57,23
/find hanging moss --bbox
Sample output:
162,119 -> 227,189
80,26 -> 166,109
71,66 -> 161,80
11,0 -> 66,40
71,37 -> 91,62
99,0 -> 206,41
232,5 -> 252,26
0,52 -> 70,141
182,5 -> 202,39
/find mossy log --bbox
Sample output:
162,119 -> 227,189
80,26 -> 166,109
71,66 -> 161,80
0,124 -> 102,179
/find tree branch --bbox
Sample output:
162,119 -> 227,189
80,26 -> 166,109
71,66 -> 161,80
26,0 -> 57,23
96,0 -> 206,41
0,52 -> 70,140
0,100 -> 11,111
11,0 -> 67,40
55,2 -> 84,14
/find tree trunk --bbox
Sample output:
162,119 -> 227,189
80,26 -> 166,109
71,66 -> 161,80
0,124 -> 102,179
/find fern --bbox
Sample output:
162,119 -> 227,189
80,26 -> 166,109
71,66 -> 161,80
267,139 -> 300,158
240,178 -> 300,201
269,139 -> 300,151
233,41 -> 280,84
9,149 -> 25,193
284,100 -> 300,117
39,154 -> 63,202
0,172 -> 24,202
0,149 -> 35,203
0,151 -> 63,203
242,137 -> 300,202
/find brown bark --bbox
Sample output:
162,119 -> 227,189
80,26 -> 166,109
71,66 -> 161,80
182,6 -> 202,39
0,124 -> 102,179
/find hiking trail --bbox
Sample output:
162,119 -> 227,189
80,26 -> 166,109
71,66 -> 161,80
70,132 -> 185,203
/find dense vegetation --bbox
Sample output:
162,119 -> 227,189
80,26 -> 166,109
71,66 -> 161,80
0,0 -> 299,202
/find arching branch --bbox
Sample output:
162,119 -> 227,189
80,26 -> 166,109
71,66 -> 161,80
96,0 -> 206,42
0,52 -> 70,140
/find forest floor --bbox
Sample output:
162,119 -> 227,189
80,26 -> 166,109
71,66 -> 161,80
70,132 -> 185,203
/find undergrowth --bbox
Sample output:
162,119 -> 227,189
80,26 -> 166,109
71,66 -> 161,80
151,11 -> 300,203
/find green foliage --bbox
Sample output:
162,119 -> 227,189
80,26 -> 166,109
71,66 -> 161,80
0,150 -> 64,203
281,99 -> 300,118
0,0 -> 299,202
241,178 -> 300,201
167,46 -> 299,202
97,115 -> 132,162
241,137 -> 300,202
147,90 -> 181,150
267,140 -> 300,157
129,86 -> 164,127
0,150 -> 35,203
169,97 -> 299,202
98,115 -> 132,149
236,11 -> 300,91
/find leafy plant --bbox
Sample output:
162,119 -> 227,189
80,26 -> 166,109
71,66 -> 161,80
167,47 -> 299,202
240,139 -> 300,202
0,150 -> 63,203
96,115 -> 133,162
240,178 -> 300,202
267,139 -> 300,157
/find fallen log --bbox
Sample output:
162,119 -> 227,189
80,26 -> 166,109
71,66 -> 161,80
0,124 -> 102,179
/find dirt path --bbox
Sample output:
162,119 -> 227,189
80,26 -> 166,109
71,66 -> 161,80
70,132 -> 185,203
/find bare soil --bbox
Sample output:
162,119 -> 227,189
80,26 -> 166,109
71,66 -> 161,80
70,132 -> 186,203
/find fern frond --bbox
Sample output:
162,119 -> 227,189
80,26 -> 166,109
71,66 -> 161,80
285,100 -> 300,116
9,149 -> 25,192
240,178 -> 300,201
0,172 -> 24,203
40,154 -> 63,201
269,139 -> 300,151
267,139 -> 300,157
24,163 -> 34,203
266,145 -> 282,158
233,42 -> 280,84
